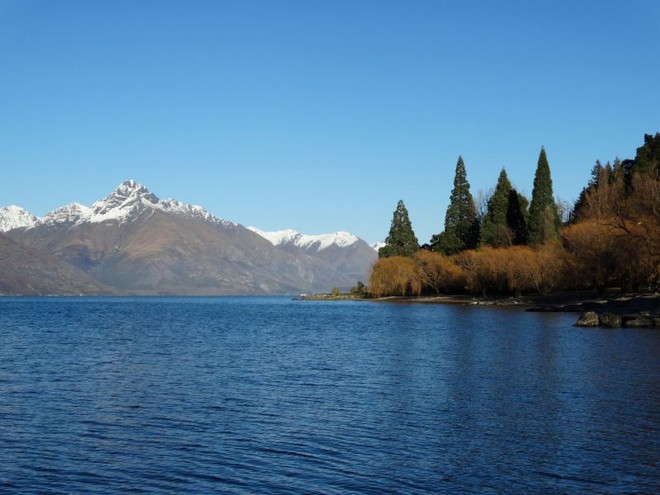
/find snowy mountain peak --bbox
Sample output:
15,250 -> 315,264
41,203 -> 91,227
87,180 -> 235,227
2,180 -> 235,230
90,180 -> 159,221
0,205 -> 39,232
248,227 -> 359,252
370,241 -> 385,252
248,228 -> 299,246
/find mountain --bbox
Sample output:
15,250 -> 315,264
0,232 -> 114,295
248,228 -> 376,283
370,241 -> 386,252
0,205 -> 38,231
1,181 -> 374,295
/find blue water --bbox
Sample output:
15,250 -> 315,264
0,297 -> 658,494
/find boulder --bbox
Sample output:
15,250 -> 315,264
599,312 -> 622,328
623,316 -> 655,328
575,311 -> 600,327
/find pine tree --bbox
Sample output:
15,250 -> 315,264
634,132 -> 660,179
528,147 -> 561,244
379,200 -> 420,258
432,156 -> 479,254
506,188 -> 529,244
480,168 -> 513,247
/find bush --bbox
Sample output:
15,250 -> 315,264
412,250 -> 464,294
369,256 -> 422,297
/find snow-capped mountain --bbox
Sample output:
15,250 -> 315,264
40,203 -> 91,227
1,180 -> 375,295
247,227 -> 360,252
248,227 -> 376,283
369,241 -> 385,252
0,205 -> 38,231
86,180 -> 235,226
0,180 -> 234,231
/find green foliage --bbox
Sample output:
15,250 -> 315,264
634,132 -> 660,179
373,132 -> 659,297
350,281 -> 366,297
330,287 -> 341,298
379,200 -> 420,258
432,156 -> 479,254
480,168 -> 513,246
506,189 -> 529,245
528,147 -> 560,244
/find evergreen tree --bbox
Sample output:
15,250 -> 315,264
633,132 -> 660,179
571,160 -> 611,223
431,156 -> 479,254
379,200 -> 420,258
506,188 -> 529,244
480,168 -> 513,246
528,147 -> 560,244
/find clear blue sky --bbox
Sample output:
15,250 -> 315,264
1,0 -> 658,244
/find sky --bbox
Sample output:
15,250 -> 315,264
1,0 -> 659,244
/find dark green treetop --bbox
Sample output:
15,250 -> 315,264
528,147 -> 561,244
633,132 -> 660,179
506,188 -> 529,245
480,168 -> 513,247
379,199 -> 420,258
432,156 -> 479,254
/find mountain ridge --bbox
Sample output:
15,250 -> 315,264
0,180 -> 376,295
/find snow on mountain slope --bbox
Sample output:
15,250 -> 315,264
0,180 -> 235,231
87,180 -> 235,226
40,203 -> 91,226
370,241 -> 385,252
0,206 -> 39,232
248,227 -> 360,252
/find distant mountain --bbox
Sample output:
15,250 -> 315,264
0,205 -> 38,231
1,180 -> 375,295
0,232 -> 114,295
248,227 -> 376,283
370,241 -> 385,252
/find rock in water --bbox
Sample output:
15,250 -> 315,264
599,312 -> 622,328
575,311 -> 599,327
623,316 -> 654,328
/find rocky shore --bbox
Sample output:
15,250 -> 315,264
300,290 -> 659,329
525,293 -> 659,328
574,310 -> 659,328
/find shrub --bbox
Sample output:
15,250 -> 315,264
369,256 -> 422,297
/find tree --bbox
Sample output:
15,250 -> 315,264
506,188 -> 529,245
350,281 -> 366,297
379,200 -> 420,258
412,250 -> 464,294
480,168 -> 513,247
633,132 -> 660,179
528,147 -> 561,244
369,256 -> 422,297
432,156 -> 479,254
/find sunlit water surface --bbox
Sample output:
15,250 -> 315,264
0,297 -> 658,494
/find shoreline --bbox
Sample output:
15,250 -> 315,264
302,290 -> 659,315
380,291 -> 659,313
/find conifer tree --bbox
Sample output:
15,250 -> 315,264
528,147 -> 561,244
379,200 -> 420,258
431,156 -> 479,254
480,168 -> 513,246
506,188 -> 529,245
634,132 -> 660,179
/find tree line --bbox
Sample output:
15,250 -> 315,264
370,133 -> 659,297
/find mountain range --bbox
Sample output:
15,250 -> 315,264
0,180 -> 377,295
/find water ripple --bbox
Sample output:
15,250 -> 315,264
0,297 -> 658,494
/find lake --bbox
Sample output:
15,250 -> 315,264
0,297 -> 658,494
